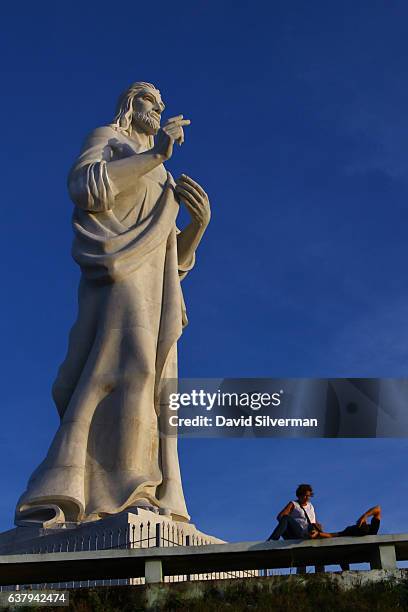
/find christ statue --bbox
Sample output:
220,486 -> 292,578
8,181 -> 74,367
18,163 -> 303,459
15,81 -> 210,526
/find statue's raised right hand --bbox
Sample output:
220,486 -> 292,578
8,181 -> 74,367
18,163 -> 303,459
153,115 -> 191,161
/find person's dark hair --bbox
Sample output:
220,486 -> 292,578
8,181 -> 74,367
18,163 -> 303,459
296,484 -> 313,498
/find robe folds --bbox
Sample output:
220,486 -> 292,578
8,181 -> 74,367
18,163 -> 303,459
15,125 -> 195,526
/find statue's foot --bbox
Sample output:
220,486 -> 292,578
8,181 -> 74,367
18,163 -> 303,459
125,499 -> 160,515
15,504 -> 67,528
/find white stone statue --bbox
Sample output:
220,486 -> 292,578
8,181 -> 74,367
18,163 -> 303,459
15,82 -> 211,526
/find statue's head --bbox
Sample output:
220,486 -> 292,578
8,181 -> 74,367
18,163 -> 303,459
112,82 -> 165,142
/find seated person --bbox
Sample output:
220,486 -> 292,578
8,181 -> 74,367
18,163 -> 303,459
308,505 -> 381,539
268,484 -> 323,541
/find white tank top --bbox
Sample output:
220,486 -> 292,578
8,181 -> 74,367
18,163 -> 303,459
290,500 -> 316,535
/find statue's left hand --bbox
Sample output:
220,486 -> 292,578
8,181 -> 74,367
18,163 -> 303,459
175,174 -> 211,228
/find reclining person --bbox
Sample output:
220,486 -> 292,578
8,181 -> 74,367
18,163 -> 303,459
268,484 -> 323,541
308,505 -> 381,572
308,505 -> 381,539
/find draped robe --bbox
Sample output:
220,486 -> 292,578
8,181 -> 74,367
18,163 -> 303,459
15,125 -> 194,525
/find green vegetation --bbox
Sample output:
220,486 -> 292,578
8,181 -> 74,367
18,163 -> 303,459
5,574 -> 408,612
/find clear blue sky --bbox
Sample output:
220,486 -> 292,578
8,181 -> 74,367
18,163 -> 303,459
1,1 -> 407,544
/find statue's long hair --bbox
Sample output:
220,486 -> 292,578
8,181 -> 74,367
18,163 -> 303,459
111,81 -> 159,147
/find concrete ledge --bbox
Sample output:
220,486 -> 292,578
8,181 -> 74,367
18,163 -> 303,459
0,534 -> 407,585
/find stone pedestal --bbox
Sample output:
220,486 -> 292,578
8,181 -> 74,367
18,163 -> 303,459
0,508 -> 223,555
0,509 -> 230,586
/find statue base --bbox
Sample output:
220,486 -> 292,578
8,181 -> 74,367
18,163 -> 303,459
0,509 -> 234,586
0,508 -> 259,589
0,508 -> 224,555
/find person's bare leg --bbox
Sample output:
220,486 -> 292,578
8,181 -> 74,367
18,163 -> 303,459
372,505 -> 381,520
357,505 -> 381,527
331,505 -> 382,539
309,528 -> 333,539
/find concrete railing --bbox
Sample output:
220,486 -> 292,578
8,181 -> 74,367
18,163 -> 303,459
0,534 -> 407,585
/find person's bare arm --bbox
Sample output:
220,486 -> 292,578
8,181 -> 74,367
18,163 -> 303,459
107,116 -> 191,192
277,502 -> 294,521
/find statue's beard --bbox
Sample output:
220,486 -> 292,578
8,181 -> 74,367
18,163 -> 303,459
133,111 -> 160,135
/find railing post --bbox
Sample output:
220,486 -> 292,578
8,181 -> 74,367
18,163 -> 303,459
145,559 -> 163,583
370,544 -> 397,570
186,535 -> 191,581
155,523 -> 161,547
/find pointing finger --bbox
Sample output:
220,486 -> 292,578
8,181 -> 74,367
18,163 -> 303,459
165,118 -> 191,127
166,115 -> 184,123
